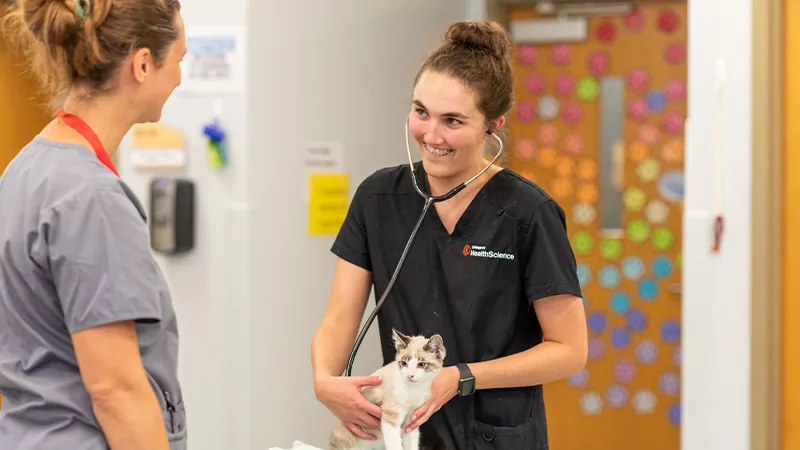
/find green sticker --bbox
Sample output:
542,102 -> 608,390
577,77 -> 599,101
600,238 -> 623,260
653,227 -> 675,251
572,231 -> 594,255
624,187 -> 647,212
627,219 -> 650,244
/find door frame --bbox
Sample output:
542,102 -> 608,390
484,1 -> 784,449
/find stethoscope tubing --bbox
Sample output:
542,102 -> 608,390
343,118 -> 504,377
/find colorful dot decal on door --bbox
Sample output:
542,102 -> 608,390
666,79 -> 687,101
599,265 -> 621,289
573,203 -> 597,226
636,158 -> 661,183
551,178 -> 573,200
514,138 -> 537,161
577,159 -> 598,180
652,227 -> 675,251
625,8 -> 645,32
627,308 -> 647,332
588,338 -> 605,361
555,74 -> 575,96
588,311 -> 607,334
562,102 -> 583,125
628,98 -> 648,121
538,147 -> 558,168
661,319 -> 681,344
659,372 -> 680,396
632,390 -> 658,414
658,9 -> 680,33
639,124 -> 661,145
577,77 -> 599,101
636,339 -> 659,364
627,68 -> 650,92
638,278 -> 659,301
669,402 -> 681,426
572,231 -> 594,255
538,96 -> 560,120
517,45 -> 537,66
652,256 -> 673,278
623,187 -> 647,211
606,385 -> 629,408
580,392 -> 604,416
568,368 -> 590,388
600,238 -> 623,260
525,73 -> 546,94
627,219 -> 650,244
610,292 -> 631,315
556,157 -> 575,178
628,140 -> 648,162
622,256 -> 645,279
596,21 -> 616,42
538,124 -> 559,145
550,44 -> 571,65
665,41 -> 686,65
577,184 -> 599,204
577,264 -> 592,286
663,139 -> 684,163
611,327 -> 631,349
645,199 -> 670,224
614,359 -> 637,383
587,51 -> 610,76
516,101 -> 536,123
646,90 -> 667,112
564,133 -> 584,154
658,170 -> 684,203
663,111 -> 685,134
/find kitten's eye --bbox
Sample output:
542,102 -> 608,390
399,360 -> 407,367
417,362 -> 425,369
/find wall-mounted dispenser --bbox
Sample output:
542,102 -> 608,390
149,177 -> 195,255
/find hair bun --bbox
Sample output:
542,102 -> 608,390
444,20 -> 513,60
23,0 -> 82,47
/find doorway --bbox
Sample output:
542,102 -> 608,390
504,2 -> 687,449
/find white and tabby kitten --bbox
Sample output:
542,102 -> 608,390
329,329 -> 447,450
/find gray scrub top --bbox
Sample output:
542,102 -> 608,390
0,136 -> 187,449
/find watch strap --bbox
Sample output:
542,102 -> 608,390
455,363 -> 476,396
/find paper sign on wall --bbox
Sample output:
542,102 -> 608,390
130,123 -> 186,170
304,141 -> 345,173
308,173 -> 349,236
179,25 -> 246,94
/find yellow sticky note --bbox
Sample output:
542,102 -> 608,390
308,173 -> 350,236
132,123 -> 185,149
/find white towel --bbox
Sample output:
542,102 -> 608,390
267,440 -> 326,450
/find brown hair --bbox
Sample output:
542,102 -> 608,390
415,20 -> 515,128
1,0 -> 182,101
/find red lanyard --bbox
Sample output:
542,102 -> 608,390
56,109 -> 120,177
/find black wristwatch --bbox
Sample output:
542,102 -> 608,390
455,363 -> 476,397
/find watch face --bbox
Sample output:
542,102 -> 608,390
461,378 -> 476,396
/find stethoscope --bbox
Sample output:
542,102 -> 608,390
344,117 -> 505,376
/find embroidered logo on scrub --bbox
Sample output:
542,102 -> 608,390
461,244 -> 515,260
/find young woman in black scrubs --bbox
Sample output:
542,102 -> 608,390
312,20 -> 588,449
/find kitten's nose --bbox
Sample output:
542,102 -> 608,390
407,374 -> 415,380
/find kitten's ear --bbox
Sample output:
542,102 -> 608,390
392,328 -> 411,350
424,335 -> 446,361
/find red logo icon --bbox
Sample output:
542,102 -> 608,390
462,245 -> 471,256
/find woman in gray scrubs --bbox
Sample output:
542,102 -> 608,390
0,1 -> 187,449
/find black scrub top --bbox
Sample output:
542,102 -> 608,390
331,162 -> 582,450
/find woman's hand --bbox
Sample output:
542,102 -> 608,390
314,374 -> 383,440
405,366 -> 460,433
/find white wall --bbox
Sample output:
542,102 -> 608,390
120,2 -> 467,449
683,0 -> 752,449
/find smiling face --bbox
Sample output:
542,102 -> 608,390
409,70 -> 505,183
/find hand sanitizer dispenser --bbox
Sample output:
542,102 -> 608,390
149,177 -> 195,255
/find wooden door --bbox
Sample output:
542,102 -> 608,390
0,35 -> 52,173
0,32 -> 51,410
506,3 -> 687,449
